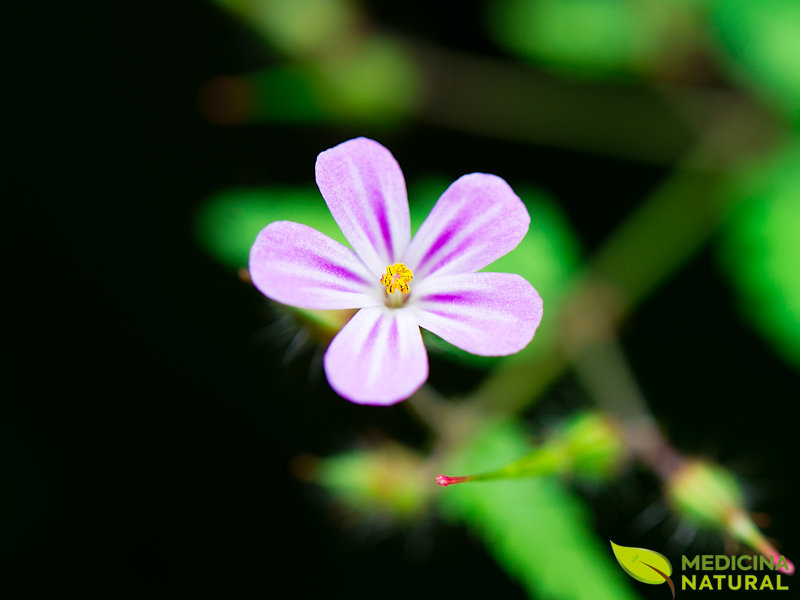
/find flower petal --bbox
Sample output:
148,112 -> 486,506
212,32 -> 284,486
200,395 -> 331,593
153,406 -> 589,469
408,273 -> 543,356
324,306 -> 428,405
249,221 -> 380,310
315,137 -> 411,274
403,173 -> 530,278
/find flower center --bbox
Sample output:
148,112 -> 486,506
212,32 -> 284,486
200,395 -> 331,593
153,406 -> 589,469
380,263 -> 413,305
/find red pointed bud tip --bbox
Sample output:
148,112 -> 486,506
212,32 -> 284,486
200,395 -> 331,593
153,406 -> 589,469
436,474 -> 470,487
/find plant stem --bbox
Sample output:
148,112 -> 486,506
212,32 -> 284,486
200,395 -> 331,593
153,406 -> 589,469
466,100 -> 777,417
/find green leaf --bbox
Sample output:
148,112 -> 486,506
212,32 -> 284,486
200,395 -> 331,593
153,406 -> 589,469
202,41 -> 420,125
194,187 -> 344,271
719,140 -> 800,368
439,421 -> 639,600
712,0 -> 800,124
314,37 -> 420,122
212,0 -> 358,56
488,0 -> 689,78
610,541 -> 672,585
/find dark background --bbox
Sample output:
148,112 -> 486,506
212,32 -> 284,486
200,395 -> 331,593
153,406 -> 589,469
8,1 -> 797,598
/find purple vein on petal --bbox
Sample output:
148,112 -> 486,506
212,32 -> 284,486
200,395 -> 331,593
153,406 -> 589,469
436,202 -> 501,262
323,261 -> 370,285
404,173 -> 529,278
316,138 -> 410,274
410,272 -> 543,356
408,201 -> 504,277
249,221 -> 379,310
373,193 -> 393,262
388,315 -> 399,346
323,307 -> 428,405
412,215 -> 465,274
421,292 -> 479,305
344,158 -> 382,258
284,243 -> 371,288
362,310 -> 383,357
347,161 -> 400,264
421,234 -> 479,277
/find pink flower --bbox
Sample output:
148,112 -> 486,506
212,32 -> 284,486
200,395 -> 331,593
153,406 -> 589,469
249,137 -> 543,405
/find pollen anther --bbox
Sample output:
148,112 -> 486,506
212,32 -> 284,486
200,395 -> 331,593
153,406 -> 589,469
380,263 -> 413,295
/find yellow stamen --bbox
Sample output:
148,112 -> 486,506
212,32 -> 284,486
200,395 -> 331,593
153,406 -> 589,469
380,263 -> 413,295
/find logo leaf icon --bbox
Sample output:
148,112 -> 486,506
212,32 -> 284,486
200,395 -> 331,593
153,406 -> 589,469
610,541 -> 675,598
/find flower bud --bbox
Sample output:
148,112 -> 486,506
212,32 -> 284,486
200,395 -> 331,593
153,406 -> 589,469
436,411 -> 627,486
556,412 -> 627,477
666,460 -> 741,529
666,459 -> 794,575
308,442 -> 431,521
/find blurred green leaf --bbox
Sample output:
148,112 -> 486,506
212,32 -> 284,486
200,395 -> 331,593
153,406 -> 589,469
712,0 -> 800,124
484,185 -> 581,303
213,0 -> 358,56
315,37 -> 420,122
438,421 -> 638,600
245,67 -> 331,123
204,38 -> 420,125
195,187 -> 344,270
719,140 -> 800,367
488,0 -> 687,78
